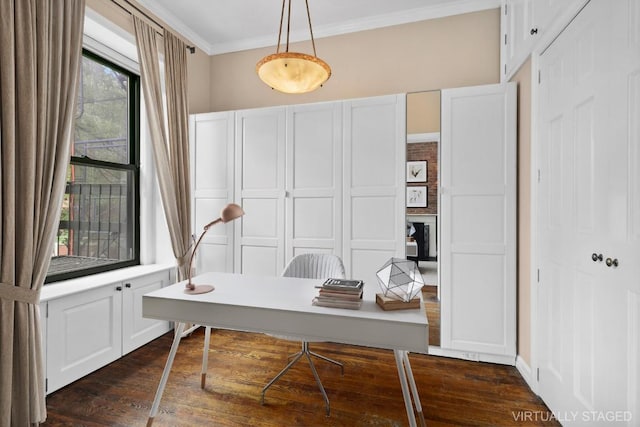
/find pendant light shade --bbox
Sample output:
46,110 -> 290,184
257,0 -> 331,94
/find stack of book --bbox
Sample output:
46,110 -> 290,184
312,278 -> 364,309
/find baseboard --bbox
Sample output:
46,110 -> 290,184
516,355 -> 538,394
428,346 -> 516,366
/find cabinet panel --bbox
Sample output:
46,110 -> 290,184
190,112 -> 235,273
47,285 -> 122,393
122,270 -> 171,355
235,107 -> 286,275
440,83 -> 516,358
343,95 -> 406,286
286,102 -> 342,261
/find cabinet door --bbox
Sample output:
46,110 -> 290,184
190,112 -> 236,274
285,102 -> 342,261
47,285 -> 122,394
122,270 -> 172,355
440,83 -> 517,358
502,0 -> 535,79
343,95 -> 406,285
235,107 -> 286,275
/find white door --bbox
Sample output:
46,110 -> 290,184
190,112 -> 236,274
440,83 -> 517,359
235,107 -> 286,276
285,102 -> 342,261
343,95 -> 406,285
537,0 -> 640,421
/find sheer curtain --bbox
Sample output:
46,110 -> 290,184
0,0 -> 85,425
133,17 -> 192,281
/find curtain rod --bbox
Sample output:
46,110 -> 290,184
110,0 -> 196,54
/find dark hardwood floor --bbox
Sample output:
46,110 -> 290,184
422,286 -> 440,347
43,328 -> 558,426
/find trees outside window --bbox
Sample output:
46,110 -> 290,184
47,50 -> 140,282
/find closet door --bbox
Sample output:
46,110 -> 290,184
286,102 -> 342,261
440,83 -> 517,359
234,107 -> 286,276
189,112 -> 235,274
343,95 -> 406,285
537,0 -> 640,418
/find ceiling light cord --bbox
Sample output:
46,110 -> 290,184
305,0 -> 318,57
276,0 -> 285,54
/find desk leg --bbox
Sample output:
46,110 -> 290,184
402,351 -> 426,427
201,326 -> 211,388
394,350 -> 417,427
147,322 -> 185,427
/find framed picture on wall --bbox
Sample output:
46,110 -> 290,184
406,161 -> 427,182
407,186 -> 428,208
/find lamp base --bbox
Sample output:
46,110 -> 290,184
184,284 -> 215,294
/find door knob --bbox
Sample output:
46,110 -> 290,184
605,258 -> 619,267
591,253 -> 603,262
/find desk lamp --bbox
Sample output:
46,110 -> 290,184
185,203 -> 244,294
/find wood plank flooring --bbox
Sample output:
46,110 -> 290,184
43,328 -> 558,426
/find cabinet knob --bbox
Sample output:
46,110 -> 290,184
125,283 -> 131,288
116,286 -> 123,291
605,258 -> 619,267
530,28 -> 538,35
591,253 -> 603,262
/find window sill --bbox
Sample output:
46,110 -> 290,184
40,263 -> 175,302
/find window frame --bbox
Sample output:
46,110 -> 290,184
46,49 -> 141,283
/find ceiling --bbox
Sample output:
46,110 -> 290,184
136,0 -> 500,56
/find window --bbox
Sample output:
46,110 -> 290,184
47,50 -> 140,283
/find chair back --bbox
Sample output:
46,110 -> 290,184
282,253 -> 346,280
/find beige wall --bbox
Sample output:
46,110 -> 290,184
208,9 -> 500,112
407,90 -> 441,134
510,57 -> 532,366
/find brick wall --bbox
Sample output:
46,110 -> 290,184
406,142 -> 438,215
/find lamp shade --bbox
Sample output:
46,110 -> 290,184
220,203 -> 244,223
257,52 -> 331,94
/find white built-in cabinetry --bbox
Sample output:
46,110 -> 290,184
189,112 -> 236,274
501,0 -> 588,80
190,94 -> 406,286
439,83 -> 517,364
42,266 -> 173,394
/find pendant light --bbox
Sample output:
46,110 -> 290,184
256,0 -> 331,94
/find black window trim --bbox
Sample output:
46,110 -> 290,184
45,49 -> 141,283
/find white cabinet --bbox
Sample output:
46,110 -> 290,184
501,0 -> 589,81
343,95 -> 406,286
191,95 -> 406,279
122,271 -> 173,354
45,268 -> 172,394
189,112 -> 236,274
285,102 -> 343,261
234,106 -> 287,276
439,83 -> 517,363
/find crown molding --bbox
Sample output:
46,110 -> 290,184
137,0 -> 500,56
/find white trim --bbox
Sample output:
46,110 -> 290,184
84,8 -> 139,73
428,346 -> 516,366
516,355 -> 537,393
528,51 -> 542,396
136,0 -> 500,55
407,132 -> 440,144
40,264 -> 174,302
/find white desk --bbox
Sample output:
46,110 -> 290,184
143,272 -> 428,426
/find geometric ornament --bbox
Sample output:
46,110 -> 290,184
375,258 -> 424,302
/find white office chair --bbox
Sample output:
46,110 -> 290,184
261,253 -> 346,415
